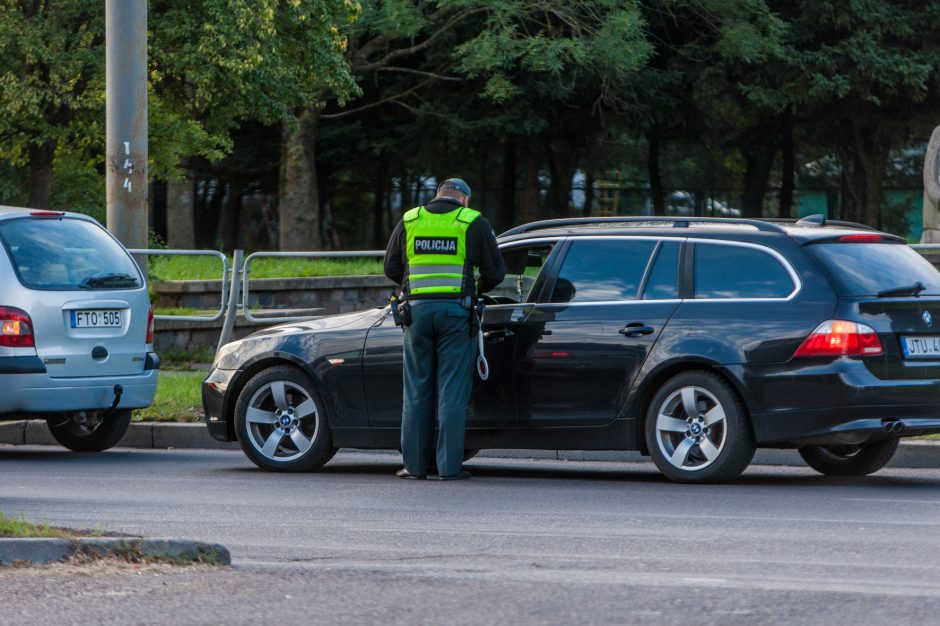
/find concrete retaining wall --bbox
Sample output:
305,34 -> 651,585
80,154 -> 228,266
153,275 -> 395,352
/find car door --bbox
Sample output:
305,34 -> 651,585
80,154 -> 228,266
361,240 -> 560,429
515,237 -> 683,427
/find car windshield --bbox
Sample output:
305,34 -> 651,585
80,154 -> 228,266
0,216 -> 142,291
808,242 -> 940,296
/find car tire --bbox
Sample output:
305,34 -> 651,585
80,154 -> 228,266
46,409 -> 132,452
645,371 -> 755,484
234,366 -> 336,472
798,438 -> 899,476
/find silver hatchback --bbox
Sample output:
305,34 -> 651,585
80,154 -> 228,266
0,206 -> 157,451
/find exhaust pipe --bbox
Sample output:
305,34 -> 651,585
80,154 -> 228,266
883,420 -> 905,433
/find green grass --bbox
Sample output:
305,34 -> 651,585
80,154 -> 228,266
149,255 -> 383,281
0,512 -> 79,538
133,371 -> 205,422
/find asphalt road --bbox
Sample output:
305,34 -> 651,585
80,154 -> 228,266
1,446 -> 940,625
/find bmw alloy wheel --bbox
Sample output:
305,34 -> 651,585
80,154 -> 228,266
244,379 -> 320,463
654,386 -> 728,471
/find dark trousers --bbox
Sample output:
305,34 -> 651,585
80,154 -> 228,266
401,300 -> 475,477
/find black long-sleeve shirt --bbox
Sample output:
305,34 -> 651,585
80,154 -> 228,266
384,198 -> 506,298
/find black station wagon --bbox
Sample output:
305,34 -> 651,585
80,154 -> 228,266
203,215 -> 940,483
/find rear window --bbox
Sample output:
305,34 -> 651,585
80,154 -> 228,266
694,243 -> 795,299
0,217 -> 142,291
808,242 -> 940,296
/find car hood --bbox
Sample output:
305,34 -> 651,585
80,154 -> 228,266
245,308 -> 386,339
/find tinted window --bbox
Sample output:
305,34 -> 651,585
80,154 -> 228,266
551,239 -> 656,303
0,217 -> 142,291
641,241 -> 680,300
808,242 -> 940,296
491,244 -> 555,302
694,243 -> 793,299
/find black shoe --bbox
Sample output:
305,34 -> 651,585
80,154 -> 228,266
433,470 -> 472,481
396,468 -> 426,480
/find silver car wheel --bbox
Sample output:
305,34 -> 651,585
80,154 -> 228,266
245,380 -> 320,463
655,385 -> 728,471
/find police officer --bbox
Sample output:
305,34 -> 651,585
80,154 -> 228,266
384,178 -> 506,480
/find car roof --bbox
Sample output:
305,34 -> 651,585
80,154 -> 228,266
0,205 -> 94,222
497,215 -> 905,246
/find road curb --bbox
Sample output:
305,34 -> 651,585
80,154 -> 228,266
0,420 -> 937,469
0,537 -> 231,566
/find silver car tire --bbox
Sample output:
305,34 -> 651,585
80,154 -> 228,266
234,366 -> 336,472
645,371 -> 755,484
46,409 -> 132,452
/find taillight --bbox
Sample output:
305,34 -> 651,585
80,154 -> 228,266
794,320 -> 883,357
0,306 -> 35,348
146,306 -> 154,344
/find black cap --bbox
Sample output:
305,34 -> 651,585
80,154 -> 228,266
437,178 -> 472,197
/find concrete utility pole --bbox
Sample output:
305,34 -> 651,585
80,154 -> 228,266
105,0 -> 148,252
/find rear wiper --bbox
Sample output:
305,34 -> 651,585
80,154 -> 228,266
79,273 -> 139,288
877,281 -> 925,298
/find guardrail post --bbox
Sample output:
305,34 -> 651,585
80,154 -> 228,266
217,249 -> 244,354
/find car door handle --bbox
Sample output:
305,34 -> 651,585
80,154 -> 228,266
619,323 -> 655,337
484,330 -> 515,342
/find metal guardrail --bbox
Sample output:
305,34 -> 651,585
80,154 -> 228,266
240,250 -> 385,323
129,249 -> 229,322
138,248 -> 387,353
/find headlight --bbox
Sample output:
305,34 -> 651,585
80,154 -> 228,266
212,340 -> 243,369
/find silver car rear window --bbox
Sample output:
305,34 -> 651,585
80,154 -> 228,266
0,217 -> 142,291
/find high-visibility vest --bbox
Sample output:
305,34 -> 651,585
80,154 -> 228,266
403,205 -> 481,297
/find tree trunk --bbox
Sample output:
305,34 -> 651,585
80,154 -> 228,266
647,128 -> 665,216
521,154 -> 542,223
371,162 -> 388,249
778,108 -> 795,218
279,108 -> 321,251
500,136 -> 517,230
545,140 -> 579,219
28,140 -> 56,210
220,183 -> 244,252
740,142 -> 776,218
583,171 -> 595,217
850,123 -> 890,228
196,178 -> 225,249
166,174 -> 196,249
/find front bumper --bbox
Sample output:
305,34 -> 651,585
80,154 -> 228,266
202,367 -> 240,442
0,369 -> 158,416
746,358 -> 940,443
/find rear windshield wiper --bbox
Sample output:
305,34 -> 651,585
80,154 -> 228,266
79,272 -> 139,289
877,281 -> 926,298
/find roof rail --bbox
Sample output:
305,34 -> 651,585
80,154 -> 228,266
499,215 -> 788,238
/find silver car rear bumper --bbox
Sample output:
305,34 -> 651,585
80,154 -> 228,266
0,370 -> 157,414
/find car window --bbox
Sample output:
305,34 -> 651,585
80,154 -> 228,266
490,244 -> 555,303
551,239 -> 657,303
807,242 -> 940,296
0,217 -> 142,291
694,242 -> 794,299
641,241 -> 680,300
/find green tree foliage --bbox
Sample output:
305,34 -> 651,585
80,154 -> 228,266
0,0 -> 103,209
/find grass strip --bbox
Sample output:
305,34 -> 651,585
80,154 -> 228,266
133,371 -> 205,422
0,513 -> 80,539
149,255 -> 383,281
